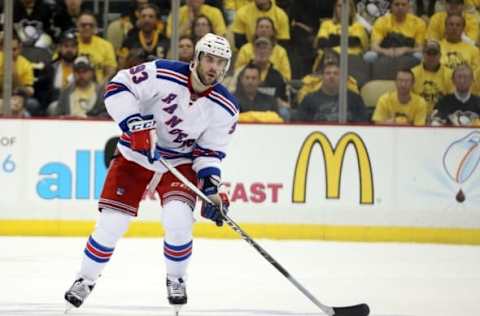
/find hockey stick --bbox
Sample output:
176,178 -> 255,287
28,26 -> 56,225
157,157 -> 370,316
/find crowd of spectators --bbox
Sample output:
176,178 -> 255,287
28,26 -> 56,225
1,0 -> 480,127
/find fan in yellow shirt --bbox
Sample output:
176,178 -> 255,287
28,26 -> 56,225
412,40 -> 454,115
235,16 -> 291,80
439,14 -> 480,72
0,36 -> 34,97
76,12 -> 117,84
367,0 -> 426,61
373,69 -> 427,125
166,0 -> 226,38
316,0 -> 369,56
426,0 -> 478,44
231,0 -> 289,49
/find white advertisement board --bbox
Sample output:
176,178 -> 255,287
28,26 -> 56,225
1,119 -> 479,241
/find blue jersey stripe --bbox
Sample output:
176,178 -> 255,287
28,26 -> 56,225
156,75 -> 188,87
207,96 -> 236,116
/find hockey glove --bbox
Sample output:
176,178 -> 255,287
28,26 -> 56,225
199,175 -> 229,227
123,114 -> 157,163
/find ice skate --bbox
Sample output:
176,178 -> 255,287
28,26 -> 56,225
64,278 -> 95,312
166,276 -> 187,315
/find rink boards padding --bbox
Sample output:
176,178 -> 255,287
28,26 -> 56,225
1,220 -> 479,245
1,118 -> 480,244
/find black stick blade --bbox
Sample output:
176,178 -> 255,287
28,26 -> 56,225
333,303 -> 370,316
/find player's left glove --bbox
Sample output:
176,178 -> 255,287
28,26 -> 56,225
199,175 -> 229,227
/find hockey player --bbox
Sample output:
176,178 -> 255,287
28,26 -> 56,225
64,33 -> 238,313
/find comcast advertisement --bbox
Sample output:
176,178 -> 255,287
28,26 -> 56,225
0,118 -> 479,230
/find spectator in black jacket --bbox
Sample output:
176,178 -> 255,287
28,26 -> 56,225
294,61 -> 369,123
235,63 -> 278,113
431,64 -> 480,126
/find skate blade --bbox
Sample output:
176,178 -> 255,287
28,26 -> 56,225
172,304 -> 182,316
64,302 -> 75,314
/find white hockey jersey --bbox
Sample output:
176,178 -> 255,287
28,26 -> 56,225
104,59 -> 239,179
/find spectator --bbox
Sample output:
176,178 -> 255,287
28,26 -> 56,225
234,63 -> 279,114
427,0 -> 478,45
372,68 -> 428,125
439,14 -> 480,72
227,37 -> 289,113
14,19 -> 54,112
249,37 -> 288,105
431,64 -> 480,126
294,61 -> 369,123
0,34 -> 35,98
15,18 -> 53,50
473,67 -> 480,95
52,0 -> 86,39
191,15 -> 214,43
106,0 -> 147,51
412,40 -> 454,115
288,1 -> 330,78
356,0 -> 391,32
50,30 -> 79,101
120,48 -> 155,70
364,0 -> 426,63
52,56 -> 106,117
231,0 -> 290,49
9,0 -> 54,37
316,0 -> 369,58
224,0 -> 253,24
415,0 -> 438,20
9,89 -> 32,117
296,50 -> 359,105
119,4 -> 169,63
235,16 -> 291,80
166,0 -> 226,38
76,11 -> 118,84
177,35 -> 195,63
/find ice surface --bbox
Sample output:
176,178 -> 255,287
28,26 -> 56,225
1,237 -> 479,316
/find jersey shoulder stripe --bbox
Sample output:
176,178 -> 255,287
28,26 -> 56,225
156,68 -> 188,87
155,59 -> 190,76
208,84 -> 239,116
104,81 -> 135,99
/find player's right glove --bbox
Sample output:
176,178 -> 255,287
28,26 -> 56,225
120,114 -> 157,163
199,175 -> 229,227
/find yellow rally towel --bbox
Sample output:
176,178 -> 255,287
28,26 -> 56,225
239,111 -> 284,123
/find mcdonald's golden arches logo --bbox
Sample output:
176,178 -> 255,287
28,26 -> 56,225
292,132 -> 374,204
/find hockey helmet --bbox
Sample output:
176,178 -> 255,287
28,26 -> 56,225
192,33 -> 232,75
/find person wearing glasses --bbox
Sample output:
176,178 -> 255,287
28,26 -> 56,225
76,11 -> 118,84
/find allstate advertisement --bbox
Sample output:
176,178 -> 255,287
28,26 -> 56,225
1,119 -> 479,230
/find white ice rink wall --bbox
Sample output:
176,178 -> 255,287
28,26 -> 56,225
1,118 -> 479,244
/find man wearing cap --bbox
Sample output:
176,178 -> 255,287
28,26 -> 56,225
427,0 -> 478,45
50,31 -> 79,101
412,40 -> 454,115
53,56 -> 106,117
243,36 -> 289,109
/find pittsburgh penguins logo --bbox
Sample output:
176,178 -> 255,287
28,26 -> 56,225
421,80 -> 440,105
445,52 -> 467,70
